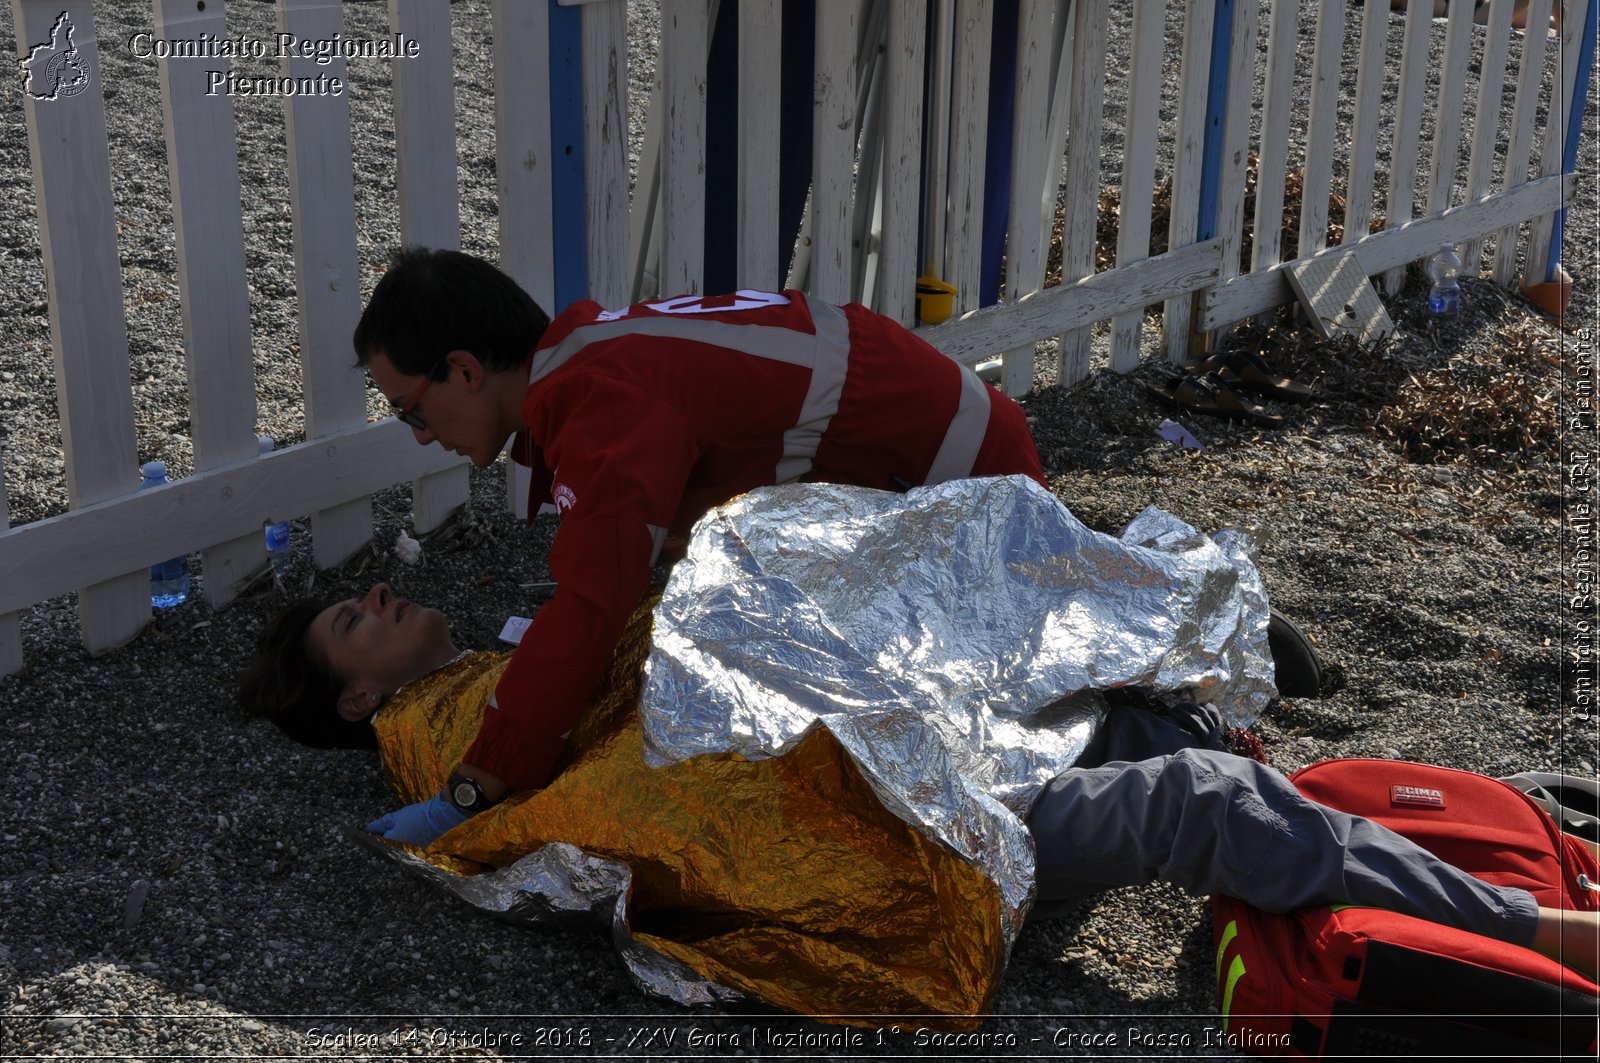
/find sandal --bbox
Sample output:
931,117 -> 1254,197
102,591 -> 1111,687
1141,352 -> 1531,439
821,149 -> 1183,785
1186,350 -> 1315,403
1145,371 -> 1284,428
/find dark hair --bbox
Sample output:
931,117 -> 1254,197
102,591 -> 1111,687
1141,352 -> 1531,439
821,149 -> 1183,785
352,246 -> 551,375
237,598 -> 377,750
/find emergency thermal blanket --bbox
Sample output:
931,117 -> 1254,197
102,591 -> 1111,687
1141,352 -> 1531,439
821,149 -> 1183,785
358,476 -> 1275,1022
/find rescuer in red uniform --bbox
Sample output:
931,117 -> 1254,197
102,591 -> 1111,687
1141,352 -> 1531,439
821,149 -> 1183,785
353,247 -> 1044,842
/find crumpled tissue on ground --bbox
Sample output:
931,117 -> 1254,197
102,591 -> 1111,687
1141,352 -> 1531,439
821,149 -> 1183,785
355,476 -> 1275,1020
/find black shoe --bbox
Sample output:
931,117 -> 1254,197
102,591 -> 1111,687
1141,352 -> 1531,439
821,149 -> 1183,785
1267,608 -> 1323,698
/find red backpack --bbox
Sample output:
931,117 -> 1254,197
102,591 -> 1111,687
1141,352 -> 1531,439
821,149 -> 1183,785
1212,759 -> 1600,1058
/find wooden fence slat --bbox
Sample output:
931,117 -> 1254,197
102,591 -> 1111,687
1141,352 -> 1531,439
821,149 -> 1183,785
1297,0 -> 1344,259
1524,0 -> 1586,283
583,0 -> 631,308
1380,0 -> 1434,292
1492,0 -> 1555,284
809,1 -> 858,305
1162,0 -> 1215,361
491,0 -> 554,519
1459,0 -> 1515,268
1250,0 -> 1297,275
1213,0 -> 1259,286
279,0 -> 372,569
14,0 -> 148,652
998,0 -> 1057,394
492,1 -> 556,309
737,0 -> 783,291
0,422 -> 463,617
1342,0 -> 1388,248
945,0 -> 993,317
1108,0 -> 1166,372
660,0 -> 708,297
850,0 -> 890,305
152,0 -> 263,607
1201,171 -> 1568,329
388,0 -> 469,535
877,0 -> 926,325
1054,0 -> 1107,384
925,240 -> 1224,366
1425,4 -> 1477,216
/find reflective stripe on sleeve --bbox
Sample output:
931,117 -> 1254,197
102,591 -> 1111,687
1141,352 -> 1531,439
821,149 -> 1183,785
922,365 -> 992,483
774,299 -> 850,483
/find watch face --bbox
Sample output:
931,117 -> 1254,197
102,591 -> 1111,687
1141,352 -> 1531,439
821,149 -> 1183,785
452,780 -> 478,809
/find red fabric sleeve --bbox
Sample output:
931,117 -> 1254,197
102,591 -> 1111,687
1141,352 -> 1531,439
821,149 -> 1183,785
463,373 -> 699,791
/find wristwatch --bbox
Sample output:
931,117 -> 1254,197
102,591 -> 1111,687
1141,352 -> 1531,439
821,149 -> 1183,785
446,770 -> 500,815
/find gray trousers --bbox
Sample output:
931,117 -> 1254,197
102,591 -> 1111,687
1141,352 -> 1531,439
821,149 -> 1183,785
1023,748 -> 1540,946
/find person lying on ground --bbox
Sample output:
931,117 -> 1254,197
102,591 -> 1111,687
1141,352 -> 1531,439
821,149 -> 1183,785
237,581 -> 1600,998
351,248 -> 1047,823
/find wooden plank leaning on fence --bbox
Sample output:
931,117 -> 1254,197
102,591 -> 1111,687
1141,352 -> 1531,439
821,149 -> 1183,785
153,0 -> 263,608
389,0 -> 471,535
280,0 -> 373,569
13,0 -> 150,653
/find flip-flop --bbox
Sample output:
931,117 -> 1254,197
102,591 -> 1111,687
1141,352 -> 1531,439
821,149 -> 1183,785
1145,371 -> 1284,428
1186,350 -> 1315,403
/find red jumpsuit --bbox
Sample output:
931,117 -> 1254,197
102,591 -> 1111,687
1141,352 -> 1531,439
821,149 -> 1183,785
464,290 -> 1045,790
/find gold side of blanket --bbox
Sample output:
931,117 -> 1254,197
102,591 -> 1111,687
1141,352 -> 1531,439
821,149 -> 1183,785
371,597 -> 1007,1024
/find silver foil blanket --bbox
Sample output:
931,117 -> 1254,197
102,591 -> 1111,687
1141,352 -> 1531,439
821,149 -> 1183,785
640,475 -> 1276,938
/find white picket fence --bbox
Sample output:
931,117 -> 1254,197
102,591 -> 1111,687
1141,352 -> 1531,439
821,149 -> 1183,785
0,0 -> 1592,677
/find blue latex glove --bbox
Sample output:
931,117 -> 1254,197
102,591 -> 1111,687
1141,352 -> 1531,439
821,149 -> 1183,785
366,790 -> 468,848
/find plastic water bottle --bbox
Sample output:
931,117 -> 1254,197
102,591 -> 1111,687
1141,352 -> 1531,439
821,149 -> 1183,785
258,436 -> 290,577
139,462 -> 190,608
1427,242 -> 1462,317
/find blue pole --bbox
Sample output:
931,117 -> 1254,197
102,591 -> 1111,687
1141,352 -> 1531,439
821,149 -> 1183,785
1195,0 -> 1235,245
1545,0 -> 1598,282
979,0 -> 1019,307
549,0 -> 588,311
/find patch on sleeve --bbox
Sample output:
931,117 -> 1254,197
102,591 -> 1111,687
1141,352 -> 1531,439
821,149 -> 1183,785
552,482 -> 578,514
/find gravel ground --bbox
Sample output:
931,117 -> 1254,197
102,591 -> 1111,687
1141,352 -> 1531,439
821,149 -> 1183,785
0,1 -> 1595,1059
